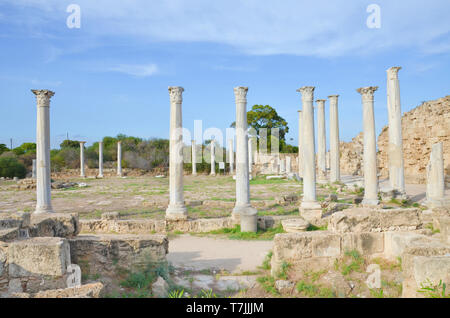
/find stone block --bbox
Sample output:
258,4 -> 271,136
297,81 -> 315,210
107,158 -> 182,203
0,212 -> 30,230
437,217 -> 450,244
312,232 -> 341,257
12,282 -> 104,298
0,228 -> 19,242
8,237 -> 71,278
281,218 -> 310,233
69,234 -> 168,282
384,232 -> 431,260
29,213 -> 79,238
342,232 -> 384,255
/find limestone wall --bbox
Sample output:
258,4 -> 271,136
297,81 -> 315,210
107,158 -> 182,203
254,153 -> 299,175
340,132 -> 364,176
377,96 -> 450,184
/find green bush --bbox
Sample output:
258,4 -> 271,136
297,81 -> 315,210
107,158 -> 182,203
0,157 -> 27,178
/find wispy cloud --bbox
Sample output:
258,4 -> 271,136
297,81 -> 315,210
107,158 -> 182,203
106,63 -> 158,77
4,0 -> 450,58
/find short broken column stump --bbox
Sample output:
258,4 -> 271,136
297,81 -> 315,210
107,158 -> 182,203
281,218 -> 310,233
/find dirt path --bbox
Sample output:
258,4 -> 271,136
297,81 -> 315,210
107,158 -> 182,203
167,234 -> 273,273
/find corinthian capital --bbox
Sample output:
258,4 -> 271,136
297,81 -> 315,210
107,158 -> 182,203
296,86 -> 315,101
328,95 -> 339,101
234,86 -> 248,103
357,86 -> 378,100
31,89 -> 55,107
387,66 -> 402,79
168,86 -> 184,103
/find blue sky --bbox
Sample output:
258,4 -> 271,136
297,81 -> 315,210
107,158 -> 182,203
0,0 -> 449,149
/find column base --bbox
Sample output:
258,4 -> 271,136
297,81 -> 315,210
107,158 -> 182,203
299,201 -> 322,224
192,172 -> 197,176
34,206 -> 54,214
425,199 -> 448,209
210,173 -> 216,176
97,174 -> 104,178
232,204 -> 257,232
165,204 -> 188,220
361,198 -> 380,206
80,175 -> 86,178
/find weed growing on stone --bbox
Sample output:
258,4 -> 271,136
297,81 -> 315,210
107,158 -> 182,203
418,279 -> 449,298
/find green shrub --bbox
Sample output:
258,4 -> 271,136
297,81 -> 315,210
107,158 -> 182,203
0,157 -> 26,178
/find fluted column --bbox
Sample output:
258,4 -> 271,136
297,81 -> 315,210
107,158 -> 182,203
286,156 -> 292,174
98,141 -> 104,178
80,141 -> 86,178
357,86 -> 379,206
248,138 -> 253,174
166,86 -> 187,220
387,67 -> 405,194
210,139 -> 216,176
232,86 -> 257,232
117,141 -> 122,177
298,87 -> 321,211
298,110 -> 303,177
329,95 -> 340,183
228,139 -> 234,175
426,143 -> 446,208
32,89 -> 54,214
32,159 -> 36,179
316,99 -> 327,182
191,140 -> 197,176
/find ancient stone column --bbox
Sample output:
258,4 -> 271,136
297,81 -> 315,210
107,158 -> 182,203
32,89 -> 55,214
298,110 -> 303,177
166,86 -> 188,220
210,140 -> 216,176
191,140 -> 197,176
98,141 -> 104,178
357,86 -> 379,206
232,86 -> 257,232
426,143 -> 446,208
228,139 -> 234,175
117,141 -> 122,177
286,156 -> 292,174
329,95 -> 341,183
280,158 -> 286,174
298,87 -> 321,213
32,159 -> 36,179
316,99 -> 327,182
79,142 -> 86,178
248,138 -> 253,174
387,67 -> 406,194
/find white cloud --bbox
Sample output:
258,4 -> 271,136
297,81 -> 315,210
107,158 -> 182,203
106,63 -> 158,77
4,0 -> 450,57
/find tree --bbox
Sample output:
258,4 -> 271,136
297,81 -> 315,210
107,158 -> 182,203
231,104 -> 290,152
60,139 -> 80,149
0,144 -> 8,155
0,157 -> 26,178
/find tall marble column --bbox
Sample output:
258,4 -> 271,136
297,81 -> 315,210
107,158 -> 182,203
426,143 -> 446,208
32,159 -> 36,179
280,158 -> 286,174
357,86 -> 379,206
191,140 -> 197,176
166,86 -> 188,220
328,95 -> 340,183
79,141 -> 86,178
232,86 -> 257,232
387,67 -> 406,194
98,141 -> 104,178
316,99 -> 327,182
117,141 -> 122,177
32,89 -> 55,214
298,87 -> 321,212
248,138 -> 253,174
210,140 -> 216,176
228,139 -> 234,175
298,110 -> 303,177
286,156 -> 292,174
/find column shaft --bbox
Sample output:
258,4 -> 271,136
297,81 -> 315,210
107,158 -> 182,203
166,86 -> 187,220
32,89 -> 54,214
228,139 -> 234,174
329,95 -> 340,183
232,86 -> 257,232
387,67 -> 405,193
316,99 -> 327,181
191,140 -> 197,176
426,143 -> 446,207
80,142 -> 86,178
358,86 -> 379,206
298,110 -> 303,177
117,141 -> 122,176
210,140 -> 216,176
98,141 -> 103,177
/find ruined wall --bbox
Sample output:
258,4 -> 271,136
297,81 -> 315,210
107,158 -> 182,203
377,96 -> 450,184
254,153 -> 299,175
339,132 -> 364,176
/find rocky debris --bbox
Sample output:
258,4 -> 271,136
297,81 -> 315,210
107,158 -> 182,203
275,193 -> 299,206
11,282 -> 104,298
281,218 -> 310,233
326,194 -> 338,202
0,228 -> 19,242
379,188 -> 409,202
51,181 -> 78,189
152,276 -> 169,298
29,213 -> 80,238
329,207 -> 422,233
101,212 -> 119,220
0,212 -> 30,230
275,280 -> 294,293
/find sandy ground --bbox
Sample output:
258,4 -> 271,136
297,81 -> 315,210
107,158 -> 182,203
167,234 -> 273,273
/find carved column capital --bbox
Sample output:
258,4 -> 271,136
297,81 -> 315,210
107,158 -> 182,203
297,86 -> 315,101
387,67 -> 402,80
31,89 -> 55,107
357,86 -> 378,101
234,86 -> 248,103
168,86 -> 184,103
